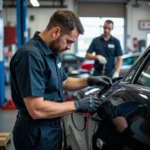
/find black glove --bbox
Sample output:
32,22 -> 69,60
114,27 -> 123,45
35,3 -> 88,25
87,76 -> 112,87
74,97 -> 100,113
97,101 -> 117,120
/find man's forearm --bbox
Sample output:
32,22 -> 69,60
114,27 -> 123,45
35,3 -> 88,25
115,57 -> 122,73
86,53 -> 97,60
35,100 -> 76,119
63,77 -> 88,91
24,97 -> 76,119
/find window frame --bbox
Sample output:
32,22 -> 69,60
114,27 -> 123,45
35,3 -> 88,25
133,54 -> 150,88
122,53 -> 149,84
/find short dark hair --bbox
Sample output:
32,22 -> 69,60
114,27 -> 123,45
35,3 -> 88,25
105,20 -> 114,26
46,10 -> 84,35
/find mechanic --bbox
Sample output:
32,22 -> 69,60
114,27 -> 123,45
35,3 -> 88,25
85,20 -> 123,78
10,10 -> 112,150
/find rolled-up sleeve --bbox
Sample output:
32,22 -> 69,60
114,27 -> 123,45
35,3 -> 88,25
15,51 -> 45,98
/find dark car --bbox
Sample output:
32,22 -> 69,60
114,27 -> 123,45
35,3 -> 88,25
61,53 -> 85,74
62,46 -> 150,150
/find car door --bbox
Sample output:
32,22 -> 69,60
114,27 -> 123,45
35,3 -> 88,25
102,50 -> 150,148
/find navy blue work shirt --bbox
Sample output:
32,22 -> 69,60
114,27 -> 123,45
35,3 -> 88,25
87,35 -> 122,73
10,32 -> 67,112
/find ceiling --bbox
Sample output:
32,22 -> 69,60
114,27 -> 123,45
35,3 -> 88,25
3,0 -> 67,8
3,0 -> 150,8
77,0 -> 129,2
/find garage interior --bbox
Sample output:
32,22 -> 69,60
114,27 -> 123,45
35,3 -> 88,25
0,0 -> 150,150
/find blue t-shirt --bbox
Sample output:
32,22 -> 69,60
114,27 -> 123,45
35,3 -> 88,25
10,32 -> 67,112
87,35 -> 122,73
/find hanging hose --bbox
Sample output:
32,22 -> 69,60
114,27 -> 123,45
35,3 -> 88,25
71,113 -> 87,131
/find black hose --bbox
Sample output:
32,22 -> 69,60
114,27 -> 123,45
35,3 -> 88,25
71,113 -> 87,131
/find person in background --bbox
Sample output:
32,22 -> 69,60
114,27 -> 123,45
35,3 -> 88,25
10,10 -> 112,150
85,20 -> 123,78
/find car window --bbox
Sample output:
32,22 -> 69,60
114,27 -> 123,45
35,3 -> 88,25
136,60 -> 150,87
124,57 -> 144,83
123,56 -> 139,65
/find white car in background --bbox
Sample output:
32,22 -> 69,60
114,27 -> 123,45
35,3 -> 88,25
120,52 -> 141,76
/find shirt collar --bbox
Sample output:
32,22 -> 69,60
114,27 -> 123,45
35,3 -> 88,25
33,31 -> 54,56
100,35 -> 113,41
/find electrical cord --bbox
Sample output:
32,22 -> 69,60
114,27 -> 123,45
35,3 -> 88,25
71,113 -> 87,131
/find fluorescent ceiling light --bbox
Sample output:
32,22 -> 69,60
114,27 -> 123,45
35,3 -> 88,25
30,0 -> 40,7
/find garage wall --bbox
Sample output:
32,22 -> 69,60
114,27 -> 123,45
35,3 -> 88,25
3,0 -> 76,52
78,2 -> 125,17
127,0 -> 150,51
76,1 -> 126,54
28,0 -> 75,37
77,0 -> 150,52
3,0 -> 150,53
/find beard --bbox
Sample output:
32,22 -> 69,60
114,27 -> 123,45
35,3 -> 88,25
49,38 -> 66,55
104,32 -> 109,36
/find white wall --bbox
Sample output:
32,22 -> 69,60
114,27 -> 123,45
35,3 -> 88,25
28,0 -> 75,37
127,0 -> 150,51
3,8 -> 16,26
3,0 -> 76,52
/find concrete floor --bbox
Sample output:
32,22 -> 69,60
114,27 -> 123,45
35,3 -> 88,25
0,85 -> 17,150
0,109 -> 17,150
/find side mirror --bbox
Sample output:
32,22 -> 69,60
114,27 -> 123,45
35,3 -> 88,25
112,76 -> 123,83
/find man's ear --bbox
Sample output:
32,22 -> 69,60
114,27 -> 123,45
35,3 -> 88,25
52,27 -> 61,39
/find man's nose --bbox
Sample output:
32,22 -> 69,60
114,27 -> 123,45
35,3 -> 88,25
66,44 -> 71,50
105,28 -> 109,32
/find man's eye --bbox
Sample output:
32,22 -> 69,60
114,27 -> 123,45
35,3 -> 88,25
67,40 -> 72,44
104,27 -> 111,30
